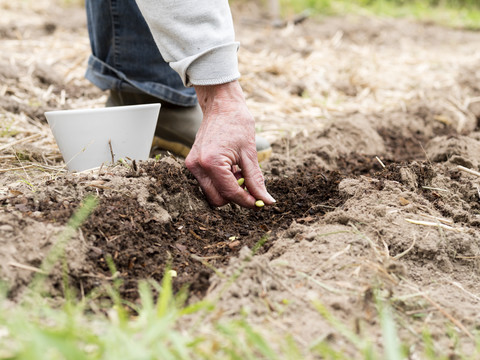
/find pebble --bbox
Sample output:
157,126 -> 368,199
0,225 -> 14,232
228,240 -> 241,249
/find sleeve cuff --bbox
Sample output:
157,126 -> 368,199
170,42 -> 241,87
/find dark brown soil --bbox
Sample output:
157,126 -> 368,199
7,122 -> 469,302
4,125 -> 455,302
4,159 -> 346,300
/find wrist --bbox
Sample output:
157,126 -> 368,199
194,81 -> 245,112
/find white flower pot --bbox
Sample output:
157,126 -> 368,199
45,103 -> 160,172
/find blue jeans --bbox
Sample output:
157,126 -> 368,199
85,0 -> 197,106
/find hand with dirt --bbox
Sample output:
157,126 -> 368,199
185,81 -> 276,208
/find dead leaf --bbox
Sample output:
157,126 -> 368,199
297,216 -> 315,223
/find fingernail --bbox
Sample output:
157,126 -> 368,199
268,194 -> 276,203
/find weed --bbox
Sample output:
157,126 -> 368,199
377,299 -> 404,360
279,0 -> 480,29
1,199 -> 479,359
28,195 -> 98,296
18,178 -> 37,192
0,119 -> 19,137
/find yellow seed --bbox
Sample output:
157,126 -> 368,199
237,178 -> 245,186
167,270 -> 177,278
255,200 -> 265,208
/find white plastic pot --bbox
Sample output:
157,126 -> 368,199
45,103 -> 160,172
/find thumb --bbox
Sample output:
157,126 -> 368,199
240,151 -> 276,205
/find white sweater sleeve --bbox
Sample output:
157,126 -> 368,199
135,0 -> 240,87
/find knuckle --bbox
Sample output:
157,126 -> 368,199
184,154 -> 198,171
231,186 -> 246,199
197,153 -> 218,171
184,157 -> 195,171
242,146 -> 259,161
248,171 -> 265,187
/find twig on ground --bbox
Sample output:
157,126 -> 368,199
0,133 -> 42,152
405,308 -> 436,316
421,292 -> 475,340
405,218 -> 463,232
32,163 -> 67,172
9,261 -> 47,274
403,280 -> 475,341
298,271 -> 350,296
190,254 -> 226,279
350,224 -> 383,260
450,281 -> 480,303
422,186 -> 448,192
418,213 -> 453,225
364,261 -> 399,284
0,165 -> 34,173
393,235 -> 416,260
375,156 -> 385,168
310,243 -> 351,278
108,139 -> 115,164
457,165 -> 480,178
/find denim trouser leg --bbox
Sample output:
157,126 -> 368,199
85,0 -> 197,106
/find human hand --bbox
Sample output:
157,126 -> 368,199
185,81 -> 276,208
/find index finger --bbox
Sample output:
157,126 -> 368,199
206,164 -> 258,208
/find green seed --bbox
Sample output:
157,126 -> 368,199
255,200 -> 265,208
237,178 -> 245,186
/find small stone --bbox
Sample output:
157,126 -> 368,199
89,246 -> 103,258
0,224 -> 14,232
228,240 -> 241,249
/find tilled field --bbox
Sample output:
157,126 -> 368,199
1,1 -> 480,357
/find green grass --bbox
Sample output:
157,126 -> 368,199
280,0 -> 480,29
0,119 -> 19,138
1,196 -> 480,359
0,199 -> 298,360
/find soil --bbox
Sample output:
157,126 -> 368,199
1,0 -> 480,357
3,157 -> 344,300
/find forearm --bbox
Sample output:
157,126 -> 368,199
135,0 -> 240,87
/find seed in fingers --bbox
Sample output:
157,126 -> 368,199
255,200 -> 265,208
